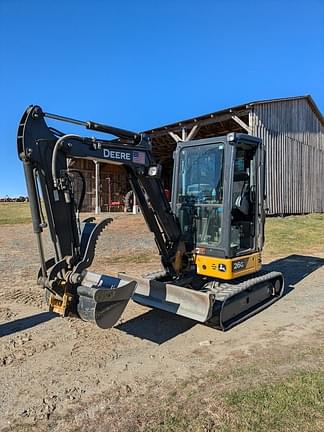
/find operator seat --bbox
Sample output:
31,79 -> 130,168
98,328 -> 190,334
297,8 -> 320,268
232,172 -> 251,218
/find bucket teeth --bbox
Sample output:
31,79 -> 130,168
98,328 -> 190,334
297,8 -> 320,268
74,218 -> 112,275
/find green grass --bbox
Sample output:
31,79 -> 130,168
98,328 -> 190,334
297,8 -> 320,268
142,369 -> 324,432
223,371 -> 324,432
140,343 -> 324,432
264,213 -> 324,256
0,202 -> 31,225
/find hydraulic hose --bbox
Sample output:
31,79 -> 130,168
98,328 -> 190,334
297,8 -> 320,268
51,134 -> 84,188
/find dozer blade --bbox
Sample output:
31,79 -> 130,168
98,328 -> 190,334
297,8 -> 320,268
119,273 -> 215,323
119,271 -> 284,330
76,271 -> 137,329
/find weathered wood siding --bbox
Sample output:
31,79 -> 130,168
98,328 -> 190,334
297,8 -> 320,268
251,99 -> 324,214
73,159 -> 128,211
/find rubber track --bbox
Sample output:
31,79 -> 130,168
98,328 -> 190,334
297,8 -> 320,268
208,270 -> 284,330
209,271 -> 284,301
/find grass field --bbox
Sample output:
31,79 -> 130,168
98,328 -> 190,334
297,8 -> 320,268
141,343 -> 324,432
143,370 -> 324,432
264,213 -> 324,256
0,202 -> 31,225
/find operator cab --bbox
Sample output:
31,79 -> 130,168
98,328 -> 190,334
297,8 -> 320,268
172,133 -> 265,260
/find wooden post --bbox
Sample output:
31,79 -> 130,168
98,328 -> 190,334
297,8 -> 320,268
231,115 -> 252,134
169,131 -> 182,142
132,193 -> 138,214
186,125 -> 200,141
94,160 -> 101,214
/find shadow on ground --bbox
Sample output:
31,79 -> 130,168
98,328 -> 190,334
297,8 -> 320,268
264,254 -> 324,288
0,312 -> 58,337
117,309 -> 196,344
118,254 -> 324,343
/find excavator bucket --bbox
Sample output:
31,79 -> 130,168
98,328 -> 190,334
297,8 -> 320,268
76,271 -> 137,329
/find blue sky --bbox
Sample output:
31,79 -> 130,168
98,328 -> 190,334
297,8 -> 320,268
0,0 -> 323,196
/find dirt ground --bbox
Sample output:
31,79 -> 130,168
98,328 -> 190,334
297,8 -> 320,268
0,214 -> 324,431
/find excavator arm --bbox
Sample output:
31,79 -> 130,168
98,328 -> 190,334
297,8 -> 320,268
17,105 -> 185,327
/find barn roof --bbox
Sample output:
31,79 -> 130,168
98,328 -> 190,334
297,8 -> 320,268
249,95 -> 323,126
143,95 -> 323,137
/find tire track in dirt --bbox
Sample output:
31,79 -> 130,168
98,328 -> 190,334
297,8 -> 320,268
0,288 -> 45,309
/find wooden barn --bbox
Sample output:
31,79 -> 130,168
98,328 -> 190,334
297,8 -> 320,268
75,95 -> 324,215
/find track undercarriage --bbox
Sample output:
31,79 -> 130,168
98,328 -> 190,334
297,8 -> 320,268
45,265 -> 284,330
120,270 -> 284,330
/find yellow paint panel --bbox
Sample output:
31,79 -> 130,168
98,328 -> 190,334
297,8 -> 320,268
195,252 -> 262,280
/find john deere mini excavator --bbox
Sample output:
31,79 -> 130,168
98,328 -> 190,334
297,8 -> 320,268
17,105 -> 284,330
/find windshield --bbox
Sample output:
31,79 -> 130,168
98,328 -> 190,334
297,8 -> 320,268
175,142 -> 224,248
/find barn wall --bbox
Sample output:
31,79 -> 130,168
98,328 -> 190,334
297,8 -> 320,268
251,100 -> 324,214
72,159 -> 128,211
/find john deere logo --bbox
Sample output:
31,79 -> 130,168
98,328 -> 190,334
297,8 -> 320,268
218,263 -> 227,272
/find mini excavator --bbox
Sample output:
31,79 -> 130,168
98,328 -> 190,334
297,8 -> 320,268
17,105 -> 284,330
